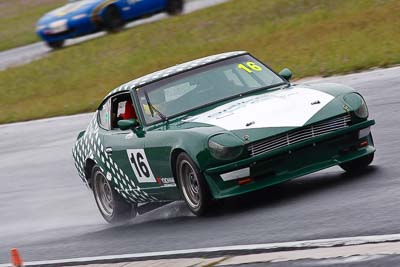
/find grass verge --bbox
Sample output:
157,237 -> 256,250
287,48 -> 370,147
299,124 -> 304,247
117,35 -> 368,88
0,0 -> 399,124
0,0 -> 65,51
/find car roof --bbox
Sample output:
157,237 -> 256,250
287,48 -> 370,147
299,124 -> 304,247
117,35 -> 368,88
103,51 -> 248,101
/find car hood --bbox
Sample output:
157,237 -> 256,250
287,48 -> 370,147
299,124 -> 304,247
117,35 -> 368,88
38,0 -> 100,24
182,86 -> 347,142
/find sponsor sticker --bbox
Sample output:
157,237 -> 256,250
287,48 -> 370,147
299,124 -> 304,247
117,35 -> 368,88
156,177 -> 176,187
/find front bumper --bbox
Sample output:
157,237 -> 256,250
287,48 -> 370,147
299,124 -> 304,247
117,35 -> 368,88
204,119 -> 375,199
37,18 -> 98,43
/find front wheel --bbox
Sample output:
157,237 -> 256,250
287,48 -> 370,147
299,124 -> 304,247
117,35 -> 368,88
47,40 -> 64,49
166,0 -> 184,15
103,6 -> 125,32
92,166 -> 135,224
176,153 -> 212,216
339,153 -> 374,173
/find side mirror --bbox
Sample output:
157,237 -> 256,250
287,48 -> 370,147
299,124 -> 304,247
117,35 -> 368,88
118,119 -> 138,130
279,68 -> 293,81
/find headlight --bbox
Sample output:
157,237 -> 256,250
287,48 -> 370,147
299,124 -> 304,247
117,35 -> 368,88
72,14 -> 88,20
47,19 -> 68,34
355,100 -> 368,118
343,93 -> 369,119
49,19 -> 67,28
208,133 -> 244,160
36,24 -> 46,31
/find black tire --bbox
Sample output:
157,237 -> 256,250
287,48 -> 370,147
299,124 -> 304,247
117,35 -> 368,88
92,166 -> 135,224
103,6 -> 125,32
47,40 -> 64,49
176,152 -> 212,216
339,153 -> 374,173
166,0 -> 184,15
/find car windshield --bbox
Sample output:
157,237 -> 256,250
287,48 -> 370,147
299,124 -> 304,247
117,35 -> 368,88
136,54 -> 286,125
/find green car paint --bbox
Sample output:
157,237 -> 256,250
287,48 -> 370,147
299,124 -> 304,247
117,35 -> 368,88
72,51 -> 375,206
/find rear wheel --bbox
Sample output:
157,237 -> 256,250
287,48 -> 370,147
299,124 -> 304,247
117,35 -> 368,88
103,6 -> 125,32
92,166 -> 135,224
176,153 -> 212,216
166,0 -> 184,15
47,40 -> 64,49
339,153 -> 374,173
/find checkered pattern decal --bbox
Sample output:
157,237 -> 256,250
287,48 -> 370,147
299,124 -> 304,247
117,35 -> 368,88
72,115 -> 158,203
104,51 -> 247,99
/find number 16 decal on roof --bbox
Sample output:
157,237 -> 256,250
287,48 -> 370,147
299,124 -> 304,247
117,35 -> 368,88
127,149 -> 156,183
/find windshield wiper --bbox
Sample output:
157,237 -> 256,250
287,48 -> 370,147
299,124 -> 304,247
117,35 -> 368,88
144,91 -> 168,121
238,82 -> 287,98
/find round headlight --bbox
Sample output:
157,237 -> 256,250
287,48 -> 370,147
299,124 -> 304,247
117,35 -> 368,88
343,93 -> 369,119
355,100 -> 368,118
208,133 -> 244,160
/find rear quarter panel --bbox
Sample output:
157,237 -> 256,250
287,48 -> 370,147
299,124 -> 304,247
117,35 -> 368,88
73,113 -> 160,204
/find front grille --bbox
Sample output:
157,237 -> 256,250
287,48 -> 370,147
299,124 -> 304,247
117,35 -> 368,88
248,114 -> 352,156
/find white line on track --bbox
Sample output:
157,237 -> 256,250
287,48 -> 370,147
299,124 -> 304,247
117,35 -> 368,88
1,233 -> 400,267
0,112 -> 93,129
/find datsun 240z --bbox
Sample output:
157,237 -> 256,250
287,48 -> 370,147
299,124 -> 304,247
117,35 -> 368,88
72,51 -> 375,223
36,0 -> 183,49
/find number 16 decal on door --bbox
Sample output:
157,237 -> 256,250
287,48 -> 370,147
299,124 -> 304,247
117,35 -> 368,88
126,149 -> 156,183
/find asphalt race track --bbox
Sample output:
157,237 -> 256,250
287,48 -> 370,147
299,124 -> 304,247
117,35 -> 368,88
0,0 -> 229,71
0,66 -> 399,264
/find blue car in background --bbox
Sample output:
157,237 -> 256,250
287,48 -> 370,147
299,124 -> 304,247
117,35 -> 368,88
36,0 -> 184,48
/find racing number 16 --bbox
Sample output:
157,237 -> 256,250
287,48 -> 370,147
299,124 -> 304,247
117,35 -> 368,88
130,152 -> 150,178
127,148 -> 157,183
238,61 -> 262,73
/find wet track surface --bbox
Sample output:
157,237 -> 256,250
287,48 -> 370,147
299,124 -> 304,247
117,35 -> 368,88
0,66 -> 399,264
0,0 -> 229,71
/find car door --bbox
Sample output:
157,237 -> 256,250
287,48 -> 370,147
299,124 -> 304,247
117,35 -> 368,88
101,92 -> 177,201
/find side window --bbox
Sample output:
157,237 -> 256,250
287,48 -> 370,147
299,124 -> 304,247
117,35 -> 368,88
110,93 -> 137,130
98,99 -> 111,130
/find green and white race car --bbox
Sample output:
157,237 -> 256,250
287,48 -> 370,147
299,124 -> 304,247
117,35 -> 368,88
73,51 -> 375,223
